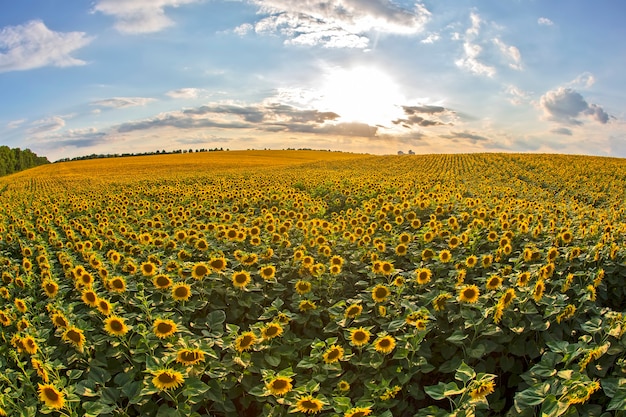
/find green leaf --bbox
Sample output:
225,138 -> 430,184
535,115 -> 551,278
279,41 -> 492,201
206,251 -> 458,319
607,390 -> 626,411
82,401 -> 117,417
264,353 -> 281,367
455,361 -> 476,384
446,330 -> 468,345
539,394 -> 570,417
515,387 -> 548,410
425,382 -> 462,400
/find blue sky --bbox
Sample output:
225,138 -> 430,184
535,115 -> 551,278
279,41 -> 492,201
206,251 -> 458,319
1,0 -> 625,161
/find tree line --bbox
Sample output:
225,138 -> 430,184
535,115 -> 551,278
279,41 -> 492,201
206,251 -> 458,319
0,146 -> 50,177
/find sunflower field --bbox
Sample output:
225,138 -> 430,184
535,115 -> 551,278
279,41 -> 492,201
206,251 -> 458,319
0,150 -> 625,417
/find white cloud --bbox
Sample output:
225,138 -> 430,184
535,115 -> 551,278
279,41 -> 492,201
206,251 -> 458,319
569,72 -> 595,89
493,38 -> 522,70
0,20 -> 93,73
538,17 -> 554,26
27,116 -> 66,135
7,119 -> 26,129
421,32 -> 440,44
454,12 -> 495,77
540,87 -> 610,125
93,0 -> 201,34
250,0 -> 431,48
505,84 -> 530,105
91,97 -> 156,108
166,88 -> 201,99
234,23 -> 253,36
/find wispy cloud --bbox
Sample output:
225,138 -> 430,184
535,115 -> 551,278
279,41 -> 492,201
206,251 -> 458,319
6,119 -> 26,129
538,17 -> 554,26
392,105 -> 453,128
420,32 -> 440,44
551,127 -> 573,136
441,130 -> 490,144
540,87 -> 610,126
91,97 -> 156,109
0,20 -> 93,73
27,116 -> 66,135
93,0 -> 202,34
249,0 -> 431,49
454,12 -> 495,77
493,38 -> 522,70
166,88 -> 201,99
568,72 -> 595,89
504,84 -> 530,105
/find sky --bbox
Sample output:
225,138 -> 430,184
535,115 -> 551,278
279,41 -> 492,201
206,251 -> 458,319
1,0 -> 626,161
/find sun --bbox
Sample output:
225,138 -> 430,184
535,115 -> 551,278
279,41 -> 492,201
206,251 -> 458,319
315,66 -> 405,125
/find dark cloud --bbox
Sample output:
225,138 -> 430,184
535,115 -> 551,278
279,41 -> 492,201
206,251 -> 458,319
540,87 -> 610,126
440,131 -> 489,144
393,105 -> 452,127
551,127 -> 573,136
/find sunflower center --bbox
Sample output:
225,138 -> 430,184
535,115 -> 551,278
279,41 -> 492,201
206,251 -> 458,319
85,292 -> 96,303
158,322 -> 173,333
463,289 -> 477,298
241,335 -> 253,347
272,379 -> 288,390
379,339 -> 391,348
112,279 -> 124,289
301,400 -> 319,410
156,276 -> 170,287
354,331 -> 367,342
44,387 -> 60,401
327,349 -> 340,360
235,274 -> 247,284
375,288 -> 388,299
265,326 -> 279,336
181,351 -> 198,361
45,283 -> 57,292
67,330 -> 81,343
158,373 -> 176,383
175,287 -> 189,297
110,320 -> 123,332
195,265 -> 208,275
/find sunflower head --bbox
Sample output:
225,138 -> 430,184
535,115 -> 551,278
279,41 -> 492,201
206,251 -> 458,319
371,284 -> 390,303
104,315 -> 129,337
235,331 -> 257,352
152,369 -> 184,391
38,383 -> 65,410
153,319 -> 177,339
458,285 -> 480,303
266,376 -> 293,396
374,335 -> 396,354
322,344 -> 344,364
349,327 -> 370,347
232,271 -> 251,289
176,348 -> 205,365
261,322 -> 283,340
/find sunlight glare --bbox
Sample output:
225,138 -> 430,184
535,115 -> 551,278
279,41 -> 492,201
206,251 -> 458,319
315,67 -> 405,126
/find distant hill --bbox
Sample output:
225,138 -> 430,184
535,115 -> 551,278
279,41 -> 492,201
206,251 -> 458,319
0,146 -> 49,176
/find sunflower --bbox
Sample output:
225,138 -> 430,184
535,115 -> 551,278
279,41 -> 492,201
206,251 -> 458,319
566,381 -> 600,405
191,263 -> 210,280
345,303 -> 363,318
152,369 -> 184,390
14,298 -> 27,313
108,276 -> 126,293
533,280 -> 545,302
481,254 -> 493,268
32,358 -> 49,382
140,262 -> 157,277
415,268 -> 432,285
153,274 -> 173,289
42,280 -> 59,298
81,290 -> 99,307
172,283 -> 192,301
234,331 -> 257,352
209,257 -> 227,273
299,300 -> 317,312
329,264 -> 342,275
349,327 -> 370,347
517,271 -> 531,287
344,406 -> 372,417
556,304 -> 576,324
500,288 -> 516,308
17,318 -> 29,331
104,315 -> 129,336
23,335 -> 39,354
261,322 -> 283,340
232,271 -> 251,289
176,348 -> 206,365
153,319 -> 177,339
465,255 -> 478,268
97,298 -> 112,316
439,249 -> 452,263
560,230 -> 574,244
295,280 -> 312,295
432,293 -> 452,312
485,275 -> 502,290
337,379 -> 351,392
266,376 -> 293,396
469,380 -> 495,401
371,284 -> 390,303
380,261 -> 394,275
458,285 -> 480,303
259,265 -> 276,280
293,395 -> 324,414
51,312 -> 69,328
322,345 -> 344,364
38,383 -> 65,410
62,326 -> 86,351
374,335 -> 396,355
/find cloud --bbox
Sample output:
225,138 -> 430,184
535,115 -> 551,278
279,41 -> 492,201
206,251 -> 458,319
166,88 -> 201,99
7,119 -> 26,129
27,116 -> 66,135
441,130 -> 490,144
540,87 -> 610,125
420,32 -> 440,44
392,105 -> 452,127
568,72 -> 595,89
493,38 -> 522,70
250,0 -> 431,48
454,12 -> 495,77
93,0 -> 201,34
0,20 -> 93,73
551,127 -> 573,136
538,17 -> 554,26
234,23 -> 253,36
505,84 -> 530,105
91,97 -> 156,108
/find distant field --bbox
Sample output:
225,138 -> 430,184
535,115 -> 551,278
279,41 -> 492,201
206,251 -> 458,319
0,151 -> 625,417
